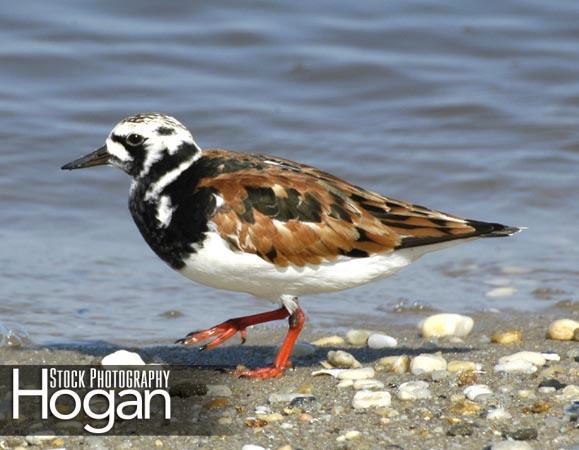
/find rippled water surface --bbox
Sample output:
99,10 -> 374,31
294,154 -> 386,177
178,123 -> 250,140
1,0 -> 578,344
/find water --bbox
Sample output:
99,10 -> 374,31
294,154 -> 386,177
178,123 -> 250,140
1,0 -> 578,345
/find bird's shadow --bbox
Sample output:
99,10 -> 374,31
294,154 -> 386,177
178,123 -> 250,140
39,340 -> 475,369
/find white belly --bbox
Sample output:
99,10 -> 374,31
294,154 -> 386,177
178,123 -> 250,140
178,232 -> 462,300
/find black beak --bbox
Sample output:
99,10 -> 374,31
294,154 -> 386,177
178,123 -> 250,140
61,145 -> 110,170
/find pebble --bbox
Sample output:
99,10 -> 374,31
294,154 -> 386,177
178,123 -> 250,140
498,351 -> 549,367
337,379 -> 354,389
447,423 -> 474,436
503,428 -> 538,441
547,319 -> 579,340
367,333 -> 398,349
538,379 -> 566,391
523,400 -> 552,414
450,399 -> 482,416
490,442 -> 533,450
410,353 -> 448,374
352,390 -> 392,409
486,407 -> 512,420
563,401 -> 579,421
310,335 -> 345,346
540,365 -> 566,378
241,445 -> 267,450
346,329 -> 373,345
419,313 -> 474,338
447,360 -> 480,373
494,360 -> 537,374
375,355 -> 410,373
353,379 -> 385,390
336,430 -> 362,442
327,350 -> 361,368
397,381 -> 432,400
517,389 -> 535,399
312,367 -> 375,380
491,330 -> 523,345
261,413 -> 284,423
557,385 -> 579,402
486,287 -> 516,297
101,350 -> 145,366
463,384 -> 493,401
268,393 -> 314,404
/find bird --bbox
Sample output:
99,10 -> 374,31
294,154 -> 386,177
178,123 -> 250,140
62,112 -> 522,378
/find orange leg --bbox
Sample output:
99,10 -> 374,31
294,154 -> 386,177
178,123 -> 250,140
175,307 -> 289,349
235,307 -> 305,379
176,306 -> 306,379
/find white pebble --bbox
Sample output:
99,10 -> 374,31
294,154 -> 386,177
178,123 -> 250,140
353,379 -> 384,390
312,367 -> 375,380
375,355 -> 410,373
327,350 -> 361,368
101,350 -> 145,366
463,384 -> 493,401
486,407 -> 512,420
498,351 -> 547,367
241,445 -> 267,450
367,334 -> 398,349
337,379 -> 354,389
447,360 -> 481,373
336,430 -> 362,442
541,352 -> 560,362
352,390 -> 391,409
557,385 -> 579,402
410,353 -> 448,374
490,441 -> 533,450
346,329 -> 373,345
486,287 -> 516,297
493,360 -> 537,374
419,313 -> 474,338
547,319 -> 579,341
310,335 -> 345,346
397,381 -> 432,400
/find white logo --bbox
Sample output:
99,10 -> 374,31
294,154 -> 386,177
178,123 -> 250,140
12,368 -> 171,434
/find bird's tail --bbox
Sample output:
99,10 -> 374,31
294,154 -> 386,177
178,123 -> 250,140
467,220 -> 526,238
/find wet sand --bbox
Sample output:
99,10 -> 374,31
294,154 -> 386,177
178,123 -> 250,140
1,308 -> 578,450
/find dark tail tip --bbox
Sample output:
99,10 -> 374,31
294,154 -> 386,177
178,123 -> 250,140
468,220 -> 525,238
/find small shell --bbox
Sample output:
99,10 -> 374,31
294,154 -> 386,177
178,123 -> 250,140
367,334 -> 398,349
419,314 -> 474,338
352,390 -> 391,409
463,384 -> 493,401
547,319 -> 579,341
312,367 -> 375,380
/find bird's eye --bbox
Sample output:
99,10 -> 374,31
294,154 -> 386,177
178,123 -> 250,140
126,134 -> 145,146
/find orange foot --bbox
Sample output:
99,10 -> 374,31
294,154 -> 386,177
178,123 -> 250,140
234,361 -> 292,379
175,322 -> 248,350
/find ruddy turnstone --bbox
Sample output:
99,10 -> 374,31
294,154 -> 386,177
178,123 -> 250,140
62,113 -> 521,378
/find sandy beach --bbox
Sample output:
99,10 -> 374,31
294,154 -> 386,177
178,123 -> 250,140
1,307 -> 577,450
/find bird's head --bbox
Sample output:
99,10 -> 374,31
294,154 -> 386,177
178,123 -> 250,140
62,113 -> 201,179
